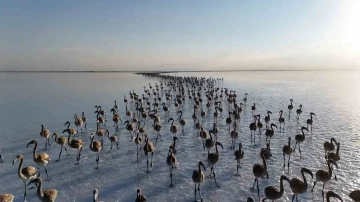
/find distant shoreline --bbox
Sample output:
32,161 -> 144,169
0,69 -> 357,73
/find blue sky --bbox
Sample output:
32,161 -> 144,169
0,0 -> 359,71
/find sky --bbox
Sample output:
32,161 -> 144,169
0,0 -> 360,71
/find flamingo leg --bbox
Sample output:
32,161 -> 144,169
283,154 -> 286,168
146,155 -> 149,172
198,184 -> 203,201
169,165 -> 174,187
288,154 -> 291,173
194,183 -> 197,201
151,152 -> 153,167
311,181 -> 317,192
110,142 -> 113,152
137,145 -> 139,163
256,178 -> 260,199
23,180 -> 27,201
64,146 -> 69,155
236,161 -> 239,174
58,146 -> 63,160
44,166 -> 50,180
213,167 -> 218,187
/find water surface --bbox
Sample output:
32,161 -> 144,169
0,71 -> 359,201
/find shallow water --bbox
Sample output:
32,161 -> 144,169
0,71 -> 359,202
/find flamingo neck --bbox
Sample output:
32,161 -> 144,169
262,156 -> 267,170
301,170 -> 308,187
302,129 -> 306,136
90,136 -> 94,149
18,158 -> 24,178
279,176 -> 286,196
32,143 -> 38,160
327,162 -> 333,177
67,134 -> 72,145
37,181 -> 44,198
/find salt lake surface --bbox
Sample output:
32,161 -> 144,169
0,71 -> 359,201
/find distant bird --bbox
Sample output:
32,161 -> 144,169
326,191 -> 343,202
323,138 -> 337,159
143,134 -> 154,173
26,140 -> 51,180
289,167 -> 313,202
40,124 -> 51,150
282,137 -> 293,173
114,100 -> 119,110
28,177 -> 58,202
263,175 -> 291,201
278,110 -> 285,130
260,143 -> 272,160
66,133 -> 84,164
64,121 -> 77,137
166,149 -> 176,187
234,143 -> 244,174
207,142 -> 223,187
177,111 -> 186,133
296,105 -> 303,119
294,127 -> 309,158
264,111 -> 272,128
124,120 -> 135,141
349,190 -> 360,202
288,99 -> 294,117
52,133 -> 69,161
251,103 -> 256,114
247,197 -> 255,202
169,136 -> 179,155
168,118 -> 179,137
311,159 -> 338,198
306,112 -> 316,131
265,123 -> 277,145
0,194 -> 14,202
74,114 -> 83,133
89,133 -> 102,169
13,154 -> 37,201
93,189 -> 100,202
81,112 -> 87,129
252,152 -> 268,199
243,93 -> 248,103
135,131 -> 144,162
108,127 -> 119,146
135,188 -> 147,202
249,116 -> 257,142
192,161 -> 206,202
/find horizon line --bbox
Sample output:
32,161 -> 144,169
0,69 -> 358,73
